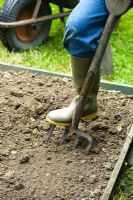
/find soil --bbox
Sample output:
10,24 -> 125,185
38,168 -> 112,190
0,71 -> 133,200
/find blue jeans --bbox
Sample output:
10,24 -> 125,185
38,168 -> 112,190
63,0 -> 109,58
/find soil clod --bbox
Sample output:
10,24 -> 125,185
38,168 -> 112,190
19,155 -> 30,164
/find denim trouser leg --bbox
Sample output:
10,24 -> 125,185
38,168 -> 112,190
63,0 -> 109,58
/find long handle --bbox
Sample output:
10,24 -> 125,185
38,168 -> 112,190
0,12 -> 71,28
72,14 -> 119,130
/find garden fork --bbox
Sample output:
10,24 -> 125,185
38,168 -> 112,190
45,0 -> 132,152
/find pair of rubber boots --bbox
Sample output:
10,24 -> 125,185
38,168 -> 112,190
46,55 -> 100,126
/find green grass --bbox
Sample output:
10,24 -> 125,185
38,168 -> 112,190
0,0 -> 3,6
0,2 -> 133,85
112,167 -> 133,200
107,10 -> 133,85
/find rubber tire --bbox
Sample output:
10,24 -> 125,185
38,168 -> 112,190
0,0 -> 52,51
0,0 -> 12,45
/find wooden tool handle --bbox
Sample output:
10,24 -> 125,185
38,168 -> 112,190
72,15 -> 119,130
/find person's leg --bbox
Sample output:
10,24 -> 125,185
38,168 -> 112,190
63,0 -> 109,58
46,0 -> 109,126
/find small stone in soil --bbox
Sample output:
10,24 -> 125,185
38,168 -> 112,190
105,163 -> 113,171
11,150 -> 17,155
14,183 -> 24,190
89,175 -> 97,184
19,155 -> 30,164
0,155 -> 4,161
81,160 -> 86,164
1,150 -> 9,156
66,159 -> 72,165
90,147 -> 100,154
24,136 -> 31,141
104,173 -> 111,180
46,156 -> 52,160
4,171 -> 14,180
11,88 -> 24,97
79,175 -> 84,182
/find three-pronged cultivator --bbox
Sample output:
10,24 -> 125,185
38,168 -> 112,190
45,0 -> 132,152
44,125 -> 93,152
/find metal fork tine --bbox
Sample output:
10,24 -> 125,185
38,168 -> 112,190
74,135 -> 80,148
60,126 -> 70,145
86,138 -> 93,152
44,124 -> 56,144
74,128 -> 93,151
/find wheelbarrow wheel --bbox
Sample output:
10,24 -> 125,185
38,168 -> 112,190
0,0 -> 11,46
0,0 -> 52,51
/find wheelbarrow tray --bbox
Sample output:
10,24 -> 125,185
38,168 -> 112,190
0,62 -> 132,200
49,0 -> 78,8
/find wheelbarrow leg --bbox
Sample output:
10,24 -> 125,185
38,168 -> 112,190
59,6 -> 65,23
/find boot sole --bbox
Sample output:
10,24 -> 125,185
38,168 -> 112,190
46,116 -> 71,127
46,112 -> 97,127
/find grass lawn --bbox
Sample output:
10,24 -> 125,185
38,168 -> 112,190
0,1 -> 133,200
0,2 -> 133,85
112,166 -> 133,200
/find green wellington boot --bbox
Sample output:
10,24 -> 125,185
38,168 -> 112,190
46,56 -> 100,126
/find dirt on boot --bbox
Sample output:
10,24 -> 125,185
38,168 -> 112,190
0,71 -> 133,200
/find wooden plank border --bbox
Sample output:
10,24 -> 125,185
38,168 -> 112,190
0,62 -> 133,94
101,125 -> 133,200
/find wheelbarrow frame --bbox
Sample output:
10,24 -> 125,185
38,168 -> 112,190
0,0 -> 78,29
0,0 -> 79,51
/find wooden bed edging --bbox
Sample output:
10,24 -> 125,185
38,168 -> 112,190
101,125 -> 133,200
0,62 -> 132,95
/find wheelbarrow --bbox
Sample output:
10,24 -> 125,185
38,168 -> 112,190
0,0 -> 78,51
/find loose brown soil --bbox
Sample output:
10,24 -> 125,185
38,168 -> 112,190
0,71 -> 133,200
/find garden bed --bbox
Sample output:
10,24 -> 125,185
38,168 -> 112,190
0,70 -> 133,200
